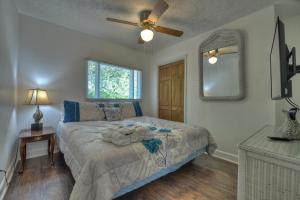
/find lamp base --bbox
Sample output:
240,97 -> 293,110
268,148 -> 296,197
31,123 -> 43,131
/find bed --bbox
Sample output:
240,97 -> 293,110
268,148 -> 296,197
57,116 -> 217,200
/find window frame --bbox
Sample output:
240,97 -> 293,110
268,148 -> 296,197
85,59 -> 143,101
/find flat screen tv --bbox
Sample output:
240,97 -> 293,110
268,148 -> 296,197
270,17 -> 299,100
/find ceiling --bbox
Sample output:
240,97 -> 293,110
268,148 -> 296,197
276,4 -> 300,19
15,0 -> 299,51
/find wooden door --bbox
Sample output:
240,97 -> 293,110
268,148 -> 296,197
159,65 -> 172,120
171,62 -> 184,122
159,60 -> 184,122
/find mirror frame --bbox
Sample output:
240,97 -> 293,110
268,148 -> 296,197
199,29 -> 245,101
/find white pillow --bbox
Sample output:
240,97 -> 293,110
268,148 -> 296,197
79,102 -> 105,121
121,102 -> 136,118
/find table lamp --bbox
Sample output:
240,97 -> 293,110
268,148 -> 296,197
24,88 -> 50,131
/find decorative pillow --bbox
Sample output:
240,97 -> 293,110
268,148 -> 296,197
133,101 -> 143,117
80,102 -> 105,121
121,102 -> 136,118
104,107 -> 123,121
63,101 -> 80,122
63,100 -> 105,123
105,103 -> 121,108
98,103 -> 106,108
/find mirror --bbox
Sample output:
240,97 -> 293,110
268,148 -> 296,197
199,30 -> 245,100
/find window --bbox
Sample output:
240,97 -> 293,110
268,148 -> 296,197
86,60 -> 142,100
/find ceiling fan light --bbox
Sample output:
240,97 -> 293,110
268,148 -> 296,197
208,56 -> 218,64
141,29 -> 154,42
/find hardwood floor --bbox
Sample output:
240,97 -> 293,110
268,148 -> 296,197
4,153 -> 74,200
4,153 -> 237,200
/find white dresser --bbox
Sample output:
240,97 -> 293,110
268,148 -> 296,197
238,125 -> 300,200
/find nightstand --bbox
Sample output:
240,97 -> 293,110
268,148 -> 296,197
18,127 -> 56,174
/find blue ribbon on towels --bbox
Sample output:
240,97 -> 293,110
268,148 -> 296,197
142,139 -> 162,154
159,128 -> 171,133
148,126 -> 157,131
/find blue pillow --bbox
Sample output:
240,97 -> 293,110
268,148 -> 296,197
133,101 -> 143,117
63,100 -> 80,123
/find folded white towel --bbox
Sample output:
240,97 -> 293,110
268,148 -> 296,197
135,127 -> 153,140
118,127 -> 135,135
111,131 -> 131,146
101,129 -> 115,142
101,125 -> 154,146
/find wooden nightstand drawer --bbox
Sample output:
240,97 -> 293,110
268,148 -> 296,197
23,135 -> 50,142
33,136 -> 43,141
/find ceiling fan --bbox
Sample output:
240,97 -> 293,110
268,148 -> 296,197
204,46 -> 238,64
106,0 -> 184,44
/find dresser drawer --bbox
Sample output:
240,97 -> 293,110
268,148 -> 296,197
238,126 -> 300,200
243,152 -> 300,200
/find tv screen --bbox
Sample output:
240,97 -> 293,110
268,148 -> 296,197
270,17 -> 292,100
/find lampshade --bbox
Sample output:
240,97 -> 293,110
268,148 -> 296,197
24,89 -> 50,105
140,29 -> 154,42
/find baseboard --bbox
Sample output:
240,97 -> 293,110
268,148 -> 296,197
213,150 -> 238,164
0,156 -> 16,200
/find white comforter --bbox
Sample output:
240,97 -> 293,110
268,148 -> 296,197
58,116 -> 217,200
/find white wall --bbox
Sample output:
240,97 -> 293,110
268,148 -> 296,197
144,6 -> 277,162
17,14 -> 149,158
274,13 -> 300,124
0,0 -> 19,198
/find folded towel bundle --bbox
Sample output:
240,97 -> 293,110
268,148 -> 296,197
102,131 -> 130,146
118,127 -> 135,135
102,125 -> 154,146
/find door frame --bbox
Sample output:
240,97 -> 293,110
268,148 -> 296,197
157,55 -> 188,123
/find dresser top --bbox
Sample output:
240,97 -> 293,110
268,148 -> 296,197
239,125 -> 300,164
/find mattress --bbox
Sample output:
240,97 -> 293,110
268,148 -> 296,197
57,116 -> 217,200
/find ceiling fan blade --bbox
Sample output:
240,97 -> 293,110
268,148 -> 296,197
148,0 -> 169,23
154,26 -> 183,37
106,18 -> 139,27
138,36 -> 145,44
